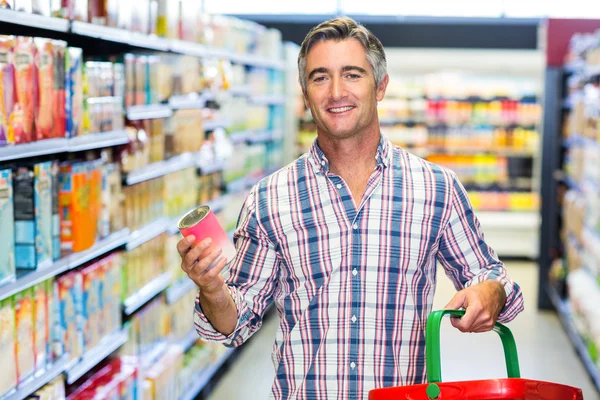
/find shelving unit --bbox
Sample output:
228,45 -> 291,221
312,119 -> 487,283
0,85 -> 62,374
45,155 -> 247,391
65,329 -> 129,384
0,8 -> 293,399
3,355 -> 70,400
179,348 -> 236,400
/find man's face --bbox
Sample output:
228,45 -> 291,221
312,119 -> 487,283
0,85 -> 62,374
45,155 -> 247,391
303,38 -> 388,141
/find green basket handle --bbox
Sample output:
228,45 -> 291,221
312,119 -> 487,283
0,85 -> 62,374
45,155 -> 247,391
426,309 -> 521,383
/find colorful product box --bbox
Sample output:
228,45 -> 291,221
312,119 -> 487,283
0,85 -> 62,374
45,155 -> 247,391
0,36 -> 16,146
45,279 -> 56,365
13,37 -> 35,144
55,272 -> 83,362
14,288 -> 35,383
51,161 -> 61,261
33,281 -> 49,371
59,161 -> 98,256
0,169 -> 15,287
34,38 -> 54,141
14,162 -> 53,269
100,253 -> 122,336
81,262 -> 101,351
0,297 -> 17,397
53,41 -> 67,139
66,47 -> 83,138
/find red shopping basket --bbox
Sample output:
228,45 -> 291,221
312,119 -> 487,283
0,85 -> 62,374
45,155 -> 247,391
369,309 -> 584,400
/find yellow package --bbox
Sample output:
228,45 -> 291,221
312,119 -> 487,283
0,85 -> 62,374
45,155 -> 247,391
14,288 -> 35,383
0,298 -> 17,396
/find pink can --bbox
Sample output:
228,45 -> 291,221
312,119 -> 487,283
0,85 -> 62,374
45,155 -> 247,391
178,205 -> 236,269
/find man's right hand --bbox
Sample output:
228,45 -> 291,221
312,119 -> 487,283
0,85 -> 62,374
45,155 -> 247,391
177,235 -> 229,296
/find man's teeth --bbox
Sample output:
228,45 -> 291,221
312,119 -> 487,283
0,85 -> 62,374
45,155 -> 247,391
329,106 -> 353,113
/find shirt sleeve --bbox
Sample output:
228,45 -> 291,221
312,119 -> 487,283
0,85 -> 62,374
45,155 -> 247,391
436,172 -> 524,323
194,186 -> 280,347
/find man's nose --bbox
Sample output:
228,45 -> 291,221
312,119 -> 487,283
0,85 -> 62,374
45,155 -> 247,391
330,76 -> 345,101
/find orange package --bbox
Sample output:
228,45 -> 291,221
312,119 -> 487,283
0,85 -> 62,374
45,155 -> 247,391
34,38 -> 54,141
0,36 -> 16,146
13,37 -> 36,144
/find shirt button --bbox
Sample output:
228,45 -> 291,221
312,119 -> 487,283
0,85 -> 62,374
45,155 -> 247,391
352,269 -> 358,276
336,183 -> 342,189
321,160 -> 326,165
351,362 -> 356,369
353,223 -> 358,230
351,315 -> 357,323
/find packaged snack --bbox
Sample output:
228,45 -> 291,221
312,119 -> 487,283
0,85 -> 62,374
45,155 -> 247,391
156,0 -> 178,39
53,40 -> 66,138
0,169 -> 15,287
50,161 -> 60,261
0,297 -> 17,396
34,38 -> 54,141
14,162 -> 52,270
0,36 -> 15,146
55,272 -> 83,362
106,163 -> 123,233
130,0 -> 149,34
13,37 -> 36,144
124,54 -> 135,108
14,288 -> 35,383
81,262 -> 101,350
33,281 -> 49,370
65,47 -> 83,138
59,161 -> 97,256
46,279 -> 56,364
72,0 -> 87,21
116,0 -> 132,31
135,56 -> 147,105
13,0 -> 32,12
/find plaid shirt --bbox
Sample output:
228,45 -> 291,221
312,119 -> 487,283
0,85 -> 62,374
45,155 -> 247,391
194,135 -> 524,399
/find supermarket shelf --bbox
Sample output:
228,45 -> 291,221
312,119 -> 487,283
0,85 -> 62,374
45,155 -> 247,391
204,118 -> 233,131
169,93 -> 208,110
251,95 -> 286,106
72,21 -> 169,51
166,279 -> 196,305
67,130 -> 130,152
198,159 -> 226,175
166,217 -> 182,236
247,130 -> 276,145
141,341 -> 169,369
67,228 -> 130,270
123,272 -> 172,315
230,53 -> 285,70
126,104 -> 173,121
179,347 -> 236,400
169,39 -> 211,58
0,138 -> 69,162
0,131 -> 130,162
420,147 -> 536,157
229,130 -> 251,145
124,152 -> 197,185
174,329 -> 199,353
477,211 -> 539,229
228,86 -> 253,96
0,8 -> 69,31
547,285 -> 600,392
126,218 -> 169,251
0,229 -> 129,302
3,354 -> 70,400
65,329 -> 129,384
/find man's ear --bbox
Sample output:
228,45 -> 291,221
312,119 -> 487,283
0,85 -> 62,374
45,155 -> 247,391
302,89 -> 310,109
376,74 -> 389,102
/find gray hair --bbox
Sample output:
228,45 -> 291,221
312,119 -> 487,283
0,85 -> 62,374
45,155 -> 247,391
298,17 -> 387,93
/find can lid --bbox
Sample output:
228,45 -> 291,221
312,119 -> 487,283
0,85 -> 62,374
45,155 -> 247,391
178,205 -> 211,229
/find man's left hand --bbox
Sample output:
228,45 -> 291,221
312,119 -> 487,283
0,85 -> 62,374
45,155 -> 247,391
443,280 -> 507,333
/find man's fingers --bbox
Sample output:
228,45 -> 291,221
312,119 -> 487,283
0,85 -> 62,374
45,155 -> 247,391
444,290 -> 466,311
183,238 -> 213,269
189,247 -> 223,279
203,256 -> 228,279
176,235 -> 195,256
452,305 -> 478,333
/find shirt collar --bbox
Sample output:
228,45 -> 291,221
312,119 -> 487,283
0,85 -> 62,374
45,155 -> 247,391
309,134 -> 391,175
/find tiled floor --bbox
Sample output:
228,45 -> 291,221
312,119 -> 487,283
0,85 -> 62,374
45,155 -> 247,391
207,262 -> 600,399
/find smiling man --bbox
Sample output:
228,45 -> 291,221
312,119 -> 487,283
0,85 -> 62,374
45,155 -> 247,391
178,17 -> 524,399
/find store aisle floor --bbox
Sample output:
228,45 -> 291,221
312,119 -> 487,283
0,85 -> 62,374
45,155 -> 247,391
207,262 -> 600,400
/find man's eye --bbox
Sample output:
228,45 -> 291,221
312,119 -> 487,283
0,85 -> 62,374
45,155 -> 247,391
346,74 -> 360,79
314,76 -> 326,82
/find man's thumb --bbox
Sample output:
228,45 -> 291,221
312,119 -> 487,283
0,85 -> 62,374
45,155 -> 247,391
444,291 -> 465,311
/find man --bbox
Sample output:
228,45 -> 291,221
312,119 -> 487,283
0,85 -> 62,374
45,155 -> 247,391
177,17 -> 524,399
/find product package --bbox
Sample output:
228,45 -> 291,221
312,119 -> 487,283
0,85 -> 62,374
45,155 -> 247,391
45,279 -> 56,365
55,272 -> 83,362
0,297 -> 17,397
59,161 -> 98,256
34,38 -> 54,141
33,281 -> 49,371
51,161 -> 60,261
53,40 -> 66,138
14,162 -> 53,270
13,37 -> 36,144
65,47 -> 83,138
106,163 -> 123,234
81,262 -> 101,351
13,0 -> 32,12
0,36 -> 15,147
32,0 -> 51,15
0,169 -> 15,287
14,288 -> 35,383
